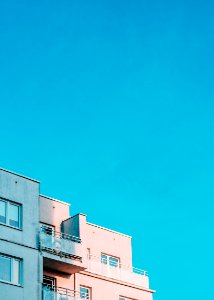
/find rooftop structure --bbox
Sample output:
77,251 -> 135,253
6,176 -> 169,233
0,168 -> 155,300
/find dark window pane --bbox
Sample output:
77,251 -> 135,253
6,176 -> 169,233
109,256 -> 119,267
0,200 -> 6,224
0,256 -> 11,282
101,254 -> 108,264
80,287 -> 89,299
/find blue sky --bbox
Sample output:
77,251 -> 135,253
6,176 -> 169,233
0,0 -> 214,299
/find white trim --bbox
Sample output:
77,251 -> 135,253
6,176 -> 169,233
40,194 -> 71,206
87,222 -> 132,238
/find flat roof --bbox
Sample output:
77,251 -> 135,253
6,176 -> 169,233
87,222 -> 132,238
40,194 -> 71,206
0,167 -> 40,183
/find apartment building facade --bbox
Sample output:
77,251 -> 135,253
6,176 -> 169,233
0,168 -> 155,300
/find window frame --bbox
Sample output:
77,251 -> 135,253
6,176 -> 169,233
80,285 -> 91,299
0,198 -> 22,230
101,253 -> 120,268
0,199 -> 6,224
0,253 -> 22,286
119,297 -> 136,300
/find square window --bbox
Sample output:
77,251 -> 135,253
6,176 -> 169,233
80,286 -> 90,299
101,254 -> 108,264
0,254 -> 22,286
109,256 -> 119,267
0,198 -> 22,229
101,253 -> 120,268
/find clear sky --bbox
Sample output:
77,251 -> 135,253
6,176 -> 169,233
0,0 -> 214,299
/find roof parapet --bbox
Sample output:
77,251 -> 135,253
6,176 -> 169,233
87,222 -> 132,238
40,194 -> 71,206
0,167 -> 40,183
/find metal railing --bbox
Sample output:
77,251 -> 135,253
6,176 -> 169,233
87,255 -> 149,287
100,256 -> 148,276
40,226 -> 82,258
40,226 -> 81,243
42,284 -> 89,300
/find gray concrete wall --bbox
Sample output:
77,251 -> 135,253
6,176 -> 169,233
0,169 -> 41,300
0,169 -> 40,249
0,240 -> 41,300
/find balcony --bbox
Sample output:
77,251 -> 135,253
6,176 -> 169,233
87,255 -> 149,288
40,226 -> 85,274
42,284 -> 89,300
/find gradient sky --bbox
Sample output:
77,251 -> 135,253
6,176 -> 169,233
0,1 -> 214,299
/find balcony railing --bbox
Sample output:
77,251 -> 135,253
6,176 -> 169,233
42,284 -> 89,300
87,255 -> 149,288
40,226 -> 82,259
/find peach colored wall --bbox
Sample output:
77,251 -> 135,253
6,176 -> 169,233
40,198 -> 132,267
41,202 -> 154,300
83,223 -> 133,267
43,269 -> 153,300
40,195 -> 70,231
76,273 -> 153,300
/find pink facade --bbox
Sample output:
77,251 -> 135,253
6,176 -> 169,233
40,195 -> 155,300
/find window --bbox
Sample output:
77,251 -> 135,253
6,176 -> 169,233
0,198 -> 22,229
0,254 -> 22,285
9,203 -> 20,227
0,200 -> 7,224
80,286 -> 90,299
101,253 -> 120,268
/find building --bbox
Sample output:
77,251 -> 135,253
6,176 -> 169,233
0,168 -> 155,300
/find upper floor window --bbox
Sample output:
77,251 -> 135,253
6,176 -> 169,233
0,198 -> 22,229
0,254 -> 22,286
101,253 -> 120,268
80,286 -> 91,299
